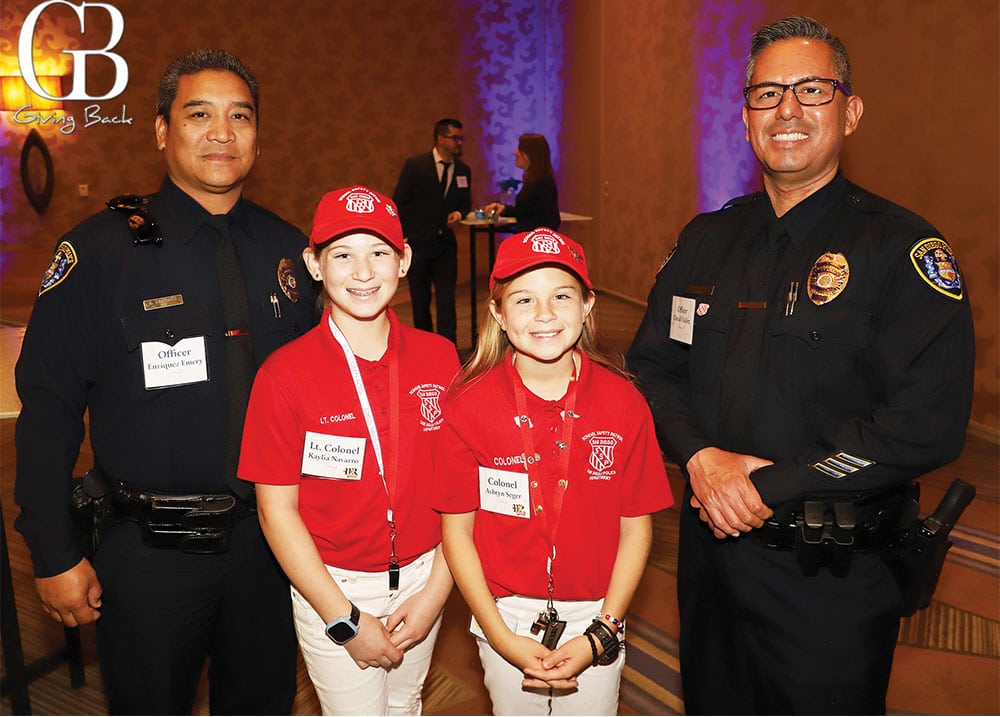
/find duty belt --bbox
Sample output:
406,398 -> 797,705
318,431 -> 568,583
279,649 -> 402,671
72,468 -> 254,555
116,486 -> 249,554
748,490 -> 909,577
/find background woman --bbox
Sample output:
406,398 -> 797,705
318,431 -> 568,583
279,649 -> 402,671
485,133 -> 561,233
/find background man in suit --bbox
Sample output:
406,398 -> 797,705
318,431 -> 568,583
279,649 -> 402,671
393,118 -> 472,344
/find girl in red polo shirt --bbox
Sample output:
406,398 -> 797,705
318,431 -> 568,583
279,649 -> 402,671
434,228 -> 673,715
239,186 -> 460,715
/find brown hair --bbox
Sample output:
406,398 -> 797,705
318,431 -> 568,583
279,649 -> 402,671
518,133 -> 554,186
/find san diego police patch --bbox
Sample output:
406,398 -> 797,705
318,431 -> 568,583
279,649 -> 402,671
38,241 -> 78,296
910,238 -> 963,300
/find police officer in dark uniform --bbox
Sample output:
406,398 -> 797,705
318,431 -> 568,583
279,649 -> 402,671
626,17 -> 974,715
14,49 -> 317,714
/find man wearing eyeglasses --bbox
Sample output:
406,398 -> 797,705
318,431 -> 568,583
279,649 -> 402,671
393,118 -> 472,344
627,17 -> 973,714
14,49 -> 317,714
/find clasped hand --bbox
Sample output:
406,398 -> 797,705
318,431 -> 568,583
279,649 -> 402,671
502,632 -> 597,690
687,446 -> 774,538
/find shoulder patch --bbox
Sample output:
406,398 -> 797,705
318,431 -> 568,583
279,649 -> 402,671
38,240 -> 78,296
909,237 -> 963,300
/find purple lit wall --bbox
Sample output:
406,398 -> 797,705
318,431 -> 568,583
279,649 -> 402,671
460,0 -> 567,203
692,1 -> 766,212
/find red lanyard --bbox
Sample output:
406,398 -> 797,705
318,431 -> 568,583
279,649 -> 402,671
510,352 -> 580,593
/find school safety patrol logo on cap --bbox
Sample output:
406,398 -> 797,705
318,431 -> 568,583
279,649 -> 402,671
806,252 -> 849,306
910,238 -> 963,300
38,241 -> 78,296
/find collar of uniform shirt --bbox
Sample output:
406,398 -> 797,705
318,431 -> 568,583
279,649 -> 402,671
155,176 -> 256,246
768,171 -> 847,248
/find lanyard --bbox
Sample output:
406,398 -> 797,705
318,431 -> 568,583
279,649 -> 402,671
510,351 -> 580,600
327,313 -> 402,586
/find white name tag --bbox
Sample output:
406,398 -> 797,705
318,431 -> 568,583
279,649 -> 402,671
455,175 -> 468,189
141,336 -> 209,389
669,295 -> 696,345
301,431 -> 366,480
478,466 -> 530,519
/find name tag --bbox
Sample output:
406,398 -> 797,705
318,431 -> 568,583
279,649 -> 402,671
669,295 -> 696,345
141,336 -> 209,389
478,466 -> 530,519
301,431 -> 366,480
455,175 -> 468,189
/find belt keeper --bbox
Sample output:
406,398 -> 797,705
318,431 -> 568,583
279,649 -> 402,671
833,502 -> 856,546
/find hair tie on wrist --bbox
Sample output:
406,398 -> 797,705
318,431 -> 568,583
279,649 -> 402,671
585,631 -> 599,666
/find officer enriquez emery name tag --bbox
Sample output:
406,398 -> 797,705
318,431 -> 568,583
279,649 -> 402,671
478,466 -> 530,519
669,295 -> 696,345
141,336 -> 208,389
301,431 -> 366,480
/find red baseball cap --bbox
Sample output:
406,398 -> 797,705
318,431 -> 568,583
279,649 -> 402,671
309,186 -> 404,251
489,228 -> 592,290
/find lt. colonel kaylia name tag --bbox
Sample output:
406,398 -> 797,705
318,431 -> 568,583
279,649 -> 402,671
301,431 -> 366,480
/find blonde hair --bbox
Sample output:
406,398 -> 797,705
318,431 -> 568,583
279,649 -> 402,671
451,273 -> 630,395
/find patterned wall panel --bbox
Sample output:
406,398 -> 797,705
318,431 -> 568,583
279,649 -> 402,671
458,0 -> 567,203
693,0 -> 766,211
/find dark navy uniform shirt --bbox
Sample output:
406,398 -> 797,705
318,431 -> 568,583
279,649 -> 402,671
627,173 -> 974,515
15,177 -> 318,577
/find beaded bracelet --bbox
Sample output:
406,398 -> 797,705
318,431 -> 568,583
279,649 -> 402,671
597,613 -> 624,632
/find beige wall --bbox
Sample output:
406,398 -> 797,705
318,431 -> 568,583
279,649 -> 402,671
580,0 -> 999,434
1,0 -> 494,304
2,0 -> 996,433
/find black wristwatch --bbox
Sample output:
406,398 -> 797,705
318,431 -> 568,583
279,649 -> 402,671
325,602 -> 361,645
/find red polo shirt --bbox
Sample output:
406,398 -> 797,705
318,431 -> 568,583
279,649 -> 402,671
240,308 -> 460,571
434,352 -> 673,599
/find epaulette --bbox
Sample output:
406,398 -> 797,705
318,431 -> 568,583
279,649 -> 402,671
721,193 -> 758,210
107,194 -> 163,246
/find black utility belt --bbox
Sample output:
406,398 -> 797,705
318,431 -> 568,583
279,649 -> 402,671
117,486 -> 251,554
71,467 -> 252,556
748,495 -> 905,577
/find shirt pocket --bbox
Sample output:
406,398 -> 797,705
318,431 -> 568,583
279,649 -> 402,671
121,302 -> 214,394
770,300 -> 871,406
688,301 -> 733,395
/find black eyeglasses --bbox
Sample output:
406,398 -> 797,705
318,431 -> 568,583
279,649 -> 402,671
440,134 -> 465,143
743,77 -> 851,110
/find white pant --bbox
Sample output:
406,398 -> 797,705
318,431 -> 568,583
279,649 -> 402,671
291,549 -> 442,716
476,595 -> 624,716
